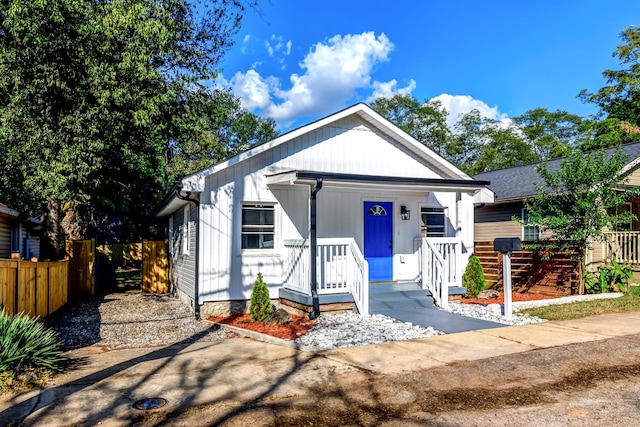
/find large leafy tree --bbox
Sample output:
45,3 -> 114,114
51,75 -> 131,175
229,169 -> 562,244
450,109 -> 536,175
0,0 -> 251,257
512,108 -> 584,160
370,94 -> 452,159
579,26 -> 640,146
524,148 -> 640,293
167,88 -> 278,183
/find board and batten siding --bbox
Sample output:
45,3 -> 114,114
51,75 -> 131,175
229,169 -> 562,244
170,202 -> 198,303
195,117 -> 478,302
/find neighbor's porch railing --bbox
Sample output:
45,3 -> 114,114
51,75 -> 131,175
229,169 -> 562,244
415,237 -> 461,309
283,238 -> 369,315
603,231 -> 640,265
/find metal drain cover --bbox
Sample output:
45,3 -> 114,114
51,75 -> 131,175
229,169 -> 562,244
133,397 -> 167,410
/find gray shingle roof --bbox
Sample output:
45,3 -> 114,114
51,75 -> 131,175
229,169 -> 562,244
473,142 -> 640,202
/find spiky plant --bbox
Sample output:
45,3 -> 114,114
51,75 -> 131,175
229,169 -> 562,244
0,309 -> 63,381
249,272 -> 273,322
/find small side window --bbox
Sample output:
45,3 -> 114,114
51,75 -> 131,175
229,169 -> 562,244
522,209 -> 540,241
242,204 -> 275,249
182,205 -> 191,256
421,207 -> 446,237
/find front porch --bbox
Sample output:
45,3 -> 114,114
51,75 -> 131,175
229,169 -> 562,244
591,231 -> 640,281
278,237 -> 466,316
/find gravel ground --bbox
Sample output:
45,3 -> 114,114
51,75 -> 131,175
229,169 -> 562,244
45,290 -> 621,352
45,292 -> 234,350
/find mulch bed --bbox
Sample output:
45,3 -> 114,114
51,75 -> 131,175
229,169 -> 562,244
461,292 -> 560,305
208,314 -> 317,341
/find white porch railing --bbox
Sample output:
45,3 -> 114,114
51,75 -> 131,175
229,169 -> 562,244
415,237 -> 462,309
603,231 -> 640,264
283,238 -> 369,315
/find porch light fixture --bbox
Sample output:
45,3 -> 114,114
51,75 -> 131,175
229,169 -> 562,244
400,205 -> 410,220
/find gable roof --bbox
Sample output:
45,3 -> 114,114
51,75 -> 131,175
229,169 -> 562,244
179,103 -> 474,192
473,142 -> 640,203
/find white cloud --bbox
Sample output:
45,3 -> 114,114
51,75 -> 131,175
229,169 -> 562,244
431,94 -> 511,129
368,79 -> 417,102
229,70 -> 272,110
227,32 -> 397,127
264,40 -> 274,57
241,34 -> 251,54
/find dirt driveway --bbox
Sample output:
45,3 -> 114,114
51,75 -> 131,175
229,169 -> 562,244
123,332 -> 640,427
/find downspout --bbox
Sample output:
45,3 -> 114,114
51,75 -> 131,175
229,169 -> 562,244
308,177 -> 323,320
175,185 -> 201,320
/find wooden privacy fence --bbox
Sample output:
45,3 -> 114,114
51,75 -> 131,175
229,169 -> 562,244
0,259 -> 68,317
142,240 -> 169,293
475,241 -> 579,295
96,242 -> 143,268
67,239 -> 95,295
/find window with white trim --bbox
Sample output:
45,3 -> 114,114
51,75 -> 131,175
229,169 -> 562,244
522,208 -> 540,241
182,205 -> 191,256
242,204 -> 275,249
421,207 -> 446,237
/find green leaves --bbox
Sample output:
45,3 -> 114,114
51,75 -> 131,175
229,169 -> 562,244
0,1 -> 252,253
525,147 -> 640,254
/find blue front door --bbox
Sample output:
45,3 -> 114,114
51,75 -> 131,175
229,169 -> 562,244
364,201 -> 393,282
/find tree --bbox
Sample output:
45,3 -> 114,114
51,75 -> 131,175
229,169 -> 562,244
0,1 -> 250,257
370,94 -> 453,159
512,108 -> 584,160
167,88 -> 278,184
579,26 -> 640,145
523,147 -> 640,293
451,109 -> 536,175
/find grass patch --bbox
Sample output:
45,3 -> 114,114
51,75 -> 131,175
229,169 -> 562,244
520,291 -> 640,321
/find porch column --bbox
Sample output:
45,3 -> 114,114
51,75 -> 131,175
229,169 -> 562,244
309,177 -> 323,319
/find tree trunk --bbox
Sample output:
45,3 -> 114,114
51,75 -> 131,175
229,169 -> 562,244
41,199 -> 63,260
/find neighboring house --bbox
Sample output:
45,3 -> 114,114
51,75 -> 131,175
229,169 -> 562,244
156,103 -> 494,317
473,142 -> 640,270
0,202 -> 41,260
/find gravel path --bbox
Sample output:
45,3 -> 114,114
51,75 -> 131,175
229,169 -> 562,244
45,292 -> 234,350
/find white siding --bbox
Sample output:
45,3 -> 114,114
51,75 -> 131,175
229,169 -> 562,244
195,115 -> 477,301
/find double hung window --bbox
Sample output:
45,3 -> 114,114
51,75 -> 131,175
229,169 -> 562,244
242,204 -> 275,249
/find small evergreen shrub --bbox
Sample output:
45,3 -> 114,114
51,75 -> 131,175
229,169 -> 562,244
464,254 -> 486,298
249,272 -> 273,322
0,309 -> 63,388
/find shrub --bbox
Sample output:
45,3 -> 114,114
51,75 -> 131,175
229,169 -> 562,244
585,257 -> 633,294
0,309 -> 63,388
249,272 -> 273,322
464,254 -> 486,298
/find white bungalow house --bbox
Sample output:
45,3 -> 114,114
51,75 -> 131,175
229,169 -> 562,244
156,103 -> 494,318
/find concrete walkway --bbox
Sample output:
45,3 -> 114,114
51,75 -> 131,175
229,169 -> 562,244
3,311 -> 640,426
369,282 -> 504,333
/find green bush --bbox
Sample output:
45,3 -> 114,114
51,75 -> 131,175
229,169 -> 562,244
249,272 -> 273,322
585,257 -> 634,294
464,254 -> 486,298
0,309 -> 63,388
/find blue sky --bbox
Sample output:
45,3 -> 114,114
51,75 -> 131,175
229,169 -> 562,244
216,0 -> 640,131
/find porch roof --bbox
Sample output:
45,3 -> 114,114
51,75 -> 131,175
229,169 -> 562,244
266,170 -> 493,195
